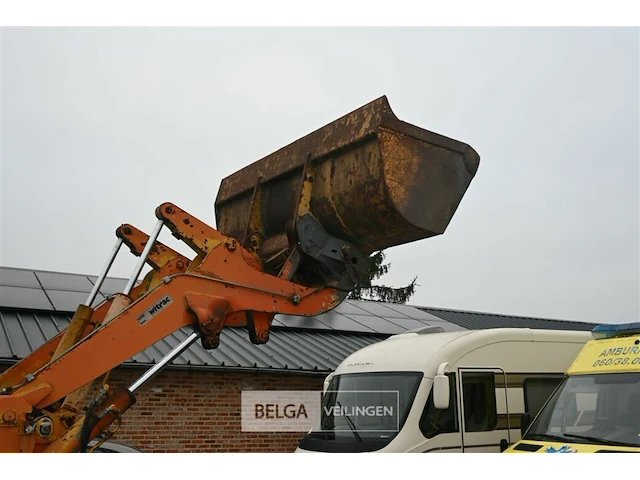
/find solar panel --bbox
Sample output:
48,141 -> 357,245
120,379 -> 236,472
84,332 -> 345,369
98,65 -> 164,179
312,311 -> 377,333
271,318 -> 286,328
274,314 -> 332,331
379,317 -> 431,331
334,300 -> 371,315
0,268 -> 470,337
385,304 -> 451,322
0,267 -> 41,288
438,322 -> 467,332
35,271 -> 94,293
354,301 -> 412,318
45,290 -> 91,312
90,277 -> 129,296
0,285 -> 53,311
341,314 -> 406,335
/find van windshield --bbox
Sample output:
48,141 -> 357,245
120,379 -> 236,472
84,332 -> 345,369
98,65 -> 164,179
298,372 -> 423,452
525,372 -> 640,447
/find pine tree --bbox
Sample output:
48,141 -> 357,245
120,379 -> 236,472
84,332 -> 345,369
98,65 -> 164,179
347,251 -> 418,304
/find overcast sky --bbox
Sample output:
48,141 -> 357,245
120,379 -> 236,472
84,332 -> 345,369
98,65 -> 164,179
1,27 -> 638,324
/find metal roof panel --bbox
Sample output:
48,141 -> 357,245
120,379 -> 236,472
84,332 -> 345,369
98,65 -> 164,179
420,307 -> 596,332
0,267 -> 598,374
0,307 -> 386,373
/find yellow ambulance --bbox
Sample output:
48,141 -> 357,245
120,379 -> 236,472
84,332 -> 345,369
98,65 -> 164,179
505,322 -> 640,453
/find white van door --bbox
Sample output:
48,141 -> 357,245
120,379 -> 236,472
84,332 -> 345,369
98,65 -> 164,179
457,368 -> 511,453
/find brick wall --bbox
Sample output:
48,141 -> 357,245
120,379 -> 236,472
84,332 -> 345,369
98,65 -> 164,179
101,368 -> 325,453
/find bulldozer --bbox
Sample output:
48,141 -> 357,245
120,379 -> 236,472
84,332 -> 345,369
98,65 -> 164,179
0,95 -> 480,453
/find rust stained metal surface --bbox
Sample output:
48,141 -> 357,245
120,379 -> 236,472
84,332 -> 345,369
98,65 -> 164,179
215,95 -> 480,259
117,223 -> 191,271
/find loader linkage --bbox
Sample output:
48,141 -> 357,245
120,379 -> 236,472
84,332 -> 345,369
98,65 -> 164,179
0,202 -> 352,453
0,95 -> 480,453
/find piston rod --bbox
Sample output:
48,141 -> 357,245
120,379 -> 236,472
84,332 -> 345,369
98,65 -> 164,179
123,219 -> 164,295
128,331 -> 200,393
86,238 -> 124,307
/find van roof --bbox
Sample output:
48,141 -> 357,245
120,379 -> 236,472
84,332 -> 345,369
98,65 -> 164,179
332,328 -> 592,376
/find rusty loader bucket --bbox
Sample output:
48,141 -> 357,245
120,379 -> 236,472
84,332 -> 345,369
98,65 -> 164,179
214,96 -> 480,287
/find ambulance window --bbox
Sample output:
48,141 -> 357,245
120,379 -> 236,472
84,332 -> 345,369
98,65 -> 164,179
419,373 -> 458,438
523,377 -> 563,419
461,372 -> 497,432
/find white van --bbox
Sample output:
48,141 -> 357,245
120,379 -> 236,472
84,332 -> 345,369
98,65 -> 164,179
295,326 -> 592,453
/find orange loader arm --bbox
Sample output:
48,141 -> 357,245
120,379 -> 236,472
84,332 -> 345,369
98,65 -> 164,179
0,95 -> 479,453
0,202 -> 346,453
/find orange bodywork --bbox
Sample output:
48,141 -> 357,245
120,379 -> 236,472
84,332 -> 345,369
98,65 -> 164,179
0,202 -> 341,453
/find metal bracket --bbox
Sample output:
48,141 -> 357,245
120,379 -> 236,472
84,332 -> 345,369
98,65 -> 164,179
296,214 -> 370,291
184,293 -> 231,349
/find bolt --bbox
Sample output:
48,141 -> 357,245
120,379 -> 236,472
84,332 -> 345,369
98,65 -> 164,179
2,410 -> 16,423
165,206 -> 173,214
226,241 -> 236,251
176,261 -> 185,269
123,226 -> 132,235
292,293 -> 300,305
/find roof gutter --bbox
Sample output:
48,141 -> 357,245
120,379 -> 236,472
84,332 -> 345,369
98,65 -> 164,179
0,358 -> 332,377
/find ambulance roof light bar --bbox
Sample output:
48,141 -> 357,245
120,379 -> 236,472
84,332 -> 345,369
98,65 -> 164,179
591,322 -> 640,340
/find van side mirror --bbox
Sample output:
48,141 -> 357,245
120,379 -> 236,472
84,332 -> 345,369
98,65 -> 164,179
433,374 -> 450,409
520,412 -> 532,436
